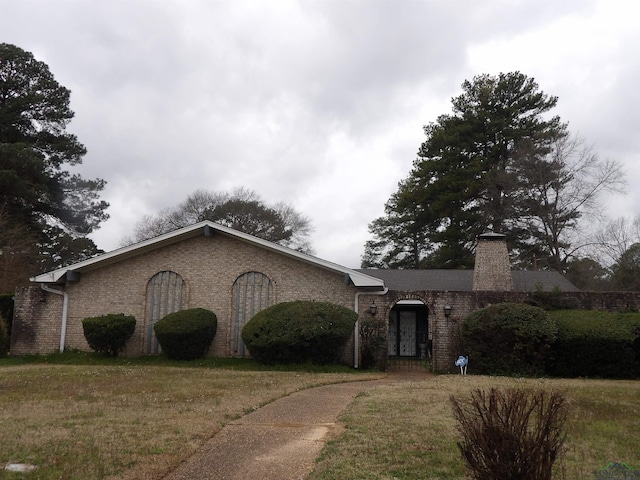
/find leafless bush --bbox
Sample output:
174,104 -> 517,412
450,388 -> 568,480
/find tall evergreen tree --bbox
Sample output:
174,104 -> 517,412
363,72 -> 622,269
415,72 -> 565,265
0,43 -> 108,286
362,178 -> 436,268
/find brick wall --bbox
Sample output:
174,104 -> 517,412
14,229 -> 640,370
12,234 -> 358,360
356,289 -> 640,373
355,290 -> 470,372
11,286 -> 63,355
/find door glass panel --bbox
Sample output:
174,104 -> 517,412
388,311 -> 398,356
399,311 -> 417,356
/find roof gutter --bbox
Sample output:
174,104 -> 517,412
40,284 -> 69,353
354,287 -> 388,369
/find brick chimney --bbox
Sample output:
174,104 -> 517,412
473,232 -> 513,291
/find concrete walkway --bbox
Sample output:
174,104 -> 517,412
164,373 -> 425,480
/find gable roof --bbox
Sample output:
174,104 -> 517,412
32,221 -> 386,289
357,269 -> 579,292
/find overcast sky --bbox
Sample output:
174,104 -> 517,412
2,0 -> 639,268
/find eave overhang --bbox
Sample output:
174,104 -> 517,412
31,221 -> 386,290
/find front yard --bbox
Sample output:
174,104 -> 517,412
309,374 -> 640,480
1,355 -> 638,480
0,356 -> 379,480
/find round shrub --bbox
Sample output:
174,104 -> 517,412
154,308 -> 217,360
241,301 -> 357,365
460,303 -> 556,376
82,313 -> 136,357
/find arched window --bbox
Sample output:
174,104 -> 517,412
231,271 -> 273,356
145,271 -> 185,354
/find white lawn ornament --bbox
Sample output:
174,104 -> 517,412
455,355 -> 468,375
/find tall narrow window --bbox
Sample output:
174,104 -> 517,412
232,271 -> 273,356
145,271 -> 184,354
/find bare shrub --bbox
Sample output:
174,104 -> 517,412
450,388 -> 568,480
359,317 -> 387,370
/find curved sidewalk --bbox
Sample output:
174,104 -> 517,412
164,374 -> 424,480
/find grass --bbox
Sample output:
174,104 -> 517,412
0,352 -> 382,480
0,350 -> 361,372
307,375 -> 640,480
1,353 -> 639,480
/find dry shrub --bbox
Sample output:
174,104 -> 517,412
450,387 -> 568,480
0,315 -> 8,357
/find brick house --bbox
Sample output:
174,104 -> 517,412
12,222 -> 583,372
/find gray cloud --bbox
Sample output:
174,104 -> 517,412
1,0 -> 638,267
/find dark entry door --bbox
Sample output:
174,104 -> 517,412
389,306 -> 428,358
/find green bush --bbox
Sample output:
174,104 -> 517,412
82,314 -> 136,357
547,310 -> 640,378
154,308 -> 217,360
241,301 -> 357,365
460,303 -> 556,376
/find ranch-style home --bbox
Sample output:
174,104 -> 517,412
12,221 -> 634,372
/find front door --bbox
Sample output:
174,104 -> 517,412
399,311 -> 417,356
389,305 -> 429,358
389,310 -> 417,356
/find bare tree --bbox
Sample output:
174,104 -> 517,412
273,202 -> 315,254
591,215 -> 640,266
520,134 -> 626,270
121,188 -> 314,254
164,189 -> 227,229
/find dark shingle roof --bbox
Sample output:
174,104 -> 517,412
356,269 -> 579,292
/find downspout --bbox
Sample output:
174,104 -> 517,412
354,287 -> 388,368
41,284 -> 69,353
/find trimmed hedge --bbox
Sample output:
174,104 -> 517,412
82,314 -> 136,357
154,308 -> 217,360
241,301 -> 357,365
547,310 -> 640,378
460,303 -> 557,376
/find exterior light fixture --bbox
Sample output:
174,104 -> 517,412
369,302 -> 377,315
444,305 -> 452,317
